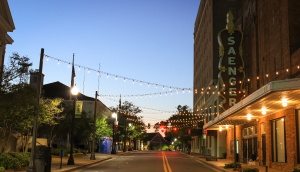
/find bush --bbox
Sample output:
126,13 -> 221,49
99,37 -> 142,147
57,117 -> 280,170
293,167 -> 300,172
7,152 -> 31,167
243,168 -> 258,172
0,153 -> 22,169
224,162 -> 241,169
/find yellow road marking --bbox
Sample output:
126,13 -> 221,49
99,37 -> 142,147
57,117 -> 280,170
163,152 -> 172,172
162,152 -> 168,172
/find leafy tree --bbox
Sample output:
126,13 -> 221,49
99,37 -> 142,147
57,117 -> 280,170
38,98 -> 65,147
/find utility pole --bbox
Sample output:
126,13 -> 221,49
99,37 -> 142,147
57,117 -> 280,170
90,91 -> 98,160
27,48 -> 44,172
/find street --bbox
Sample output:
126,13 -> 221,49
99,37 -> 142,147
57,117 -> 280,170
74,151 -> 221,172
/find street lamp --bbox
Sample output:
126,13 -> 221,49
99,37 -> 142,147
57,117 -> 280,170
67,85 -> 78,165
111,113 -> 118,154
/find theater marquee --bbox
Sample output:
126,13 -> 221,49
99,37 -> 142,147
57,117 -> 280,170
218,11 -> 246,110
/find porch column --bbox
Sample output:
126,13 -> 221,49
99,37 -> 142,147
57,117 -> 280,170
234,123 -> 237,170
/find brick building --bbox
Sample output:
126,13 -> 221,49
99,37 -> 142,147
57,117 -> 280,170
202,0 -> 300,171
192,0 -> 242,156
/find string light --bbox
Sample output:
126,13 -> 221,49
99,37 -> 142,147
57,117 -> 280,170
88,69 -> 90,73
115,76 -> 117,80
133,80 -> 134,84
68,64 -> 70,67
47,57 -> 49,61
58,61 -> 60,64
124,78 -> 126,82
107,74 -> 109,78
78,66 -> 80,70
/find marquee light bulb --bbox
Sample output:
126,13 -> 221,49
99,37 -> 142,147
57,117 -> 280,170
226,125 -> 228,128
219,127 -> 222,131
282,99 -> 288,107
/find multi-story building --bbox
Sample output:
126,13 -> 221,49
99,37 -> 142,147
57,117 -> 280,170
203,0 -> 300,171
0,0 -> 15,79
192,0 -> 242,156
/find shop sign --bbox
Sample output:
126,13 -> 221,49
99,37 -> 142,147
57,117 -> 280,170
218,11 -> 246,110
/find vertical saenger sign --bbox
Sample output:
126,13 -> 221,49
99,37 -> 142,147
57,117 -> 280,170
218,11 -> 246,110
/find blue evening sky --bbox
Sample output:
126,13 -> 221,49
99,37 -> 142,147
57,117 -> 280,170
6,0 -> 200,131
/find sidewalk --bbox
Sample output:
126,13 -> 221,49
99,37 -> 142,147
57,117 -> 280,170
183,152 -> 283,172
51,153 -> 113,172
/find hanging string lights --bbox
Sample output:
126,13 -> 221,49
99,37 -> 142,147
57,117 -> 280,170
44,54 -> 191,91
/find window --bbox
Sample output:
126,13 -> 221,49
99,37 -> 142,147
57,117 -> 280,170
32,76 -> 37,83
243,128 -> 248,136
272,118 -> 286,162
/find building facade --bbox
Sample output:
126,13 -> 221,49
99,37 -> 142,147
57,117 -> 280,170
192,0 -> 242,156
202,0 -> 300,171
0,0 -> 15,76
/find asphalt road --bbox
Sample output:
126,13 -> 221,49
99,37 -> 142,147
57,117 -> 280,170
74,151 -> 222,172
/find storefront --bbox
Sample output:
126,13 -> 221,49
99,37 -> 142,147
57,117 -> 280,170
204,78 -> 300,171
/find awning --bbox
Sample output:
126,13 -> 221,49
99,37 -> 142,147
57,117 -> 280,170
204,78 -> 300,130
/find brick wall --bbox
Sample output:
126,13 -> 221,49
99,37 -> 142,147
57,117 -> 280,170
226,108 -> 298,171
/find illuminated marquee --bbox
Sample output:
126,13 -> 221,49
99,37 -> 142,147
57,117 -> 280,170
218,11 -> 246,110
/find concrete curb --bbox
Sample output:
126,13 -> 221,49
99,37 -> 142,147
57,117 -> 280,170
118,151 -> 132,156
180,152 -> 229,172
197,158 -> 229,172
55,157 -> 112,172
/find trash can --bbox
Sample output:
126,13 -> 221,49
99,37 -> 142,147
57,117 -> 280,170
45,147 -> 52,172
35,145 -> 46,172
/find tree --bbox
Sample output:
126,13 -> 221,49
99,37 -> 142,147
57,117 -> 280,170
109,101 -> 145,150
38,98 -> 65,147
0,53 -> 33,152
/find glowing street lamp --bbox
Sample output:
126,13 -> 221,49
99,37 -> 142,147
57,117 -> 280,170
67,85 -> 79,165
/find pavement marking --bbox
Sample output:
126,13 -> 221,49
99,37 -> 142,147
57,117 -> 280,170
162,152 -> 168,172
196,160 -> 223,172
162,152 -> 172,172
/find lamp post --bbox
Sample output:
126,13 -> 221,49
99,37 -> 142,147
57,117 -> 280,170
67,85 -> 78,165
111,112 -> 118,154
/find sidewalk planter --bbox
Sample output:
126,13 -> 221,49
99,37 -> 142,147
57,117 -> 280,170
293,167 -> 300,172
242,168 -> 259,172
224,162 -> 241,169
